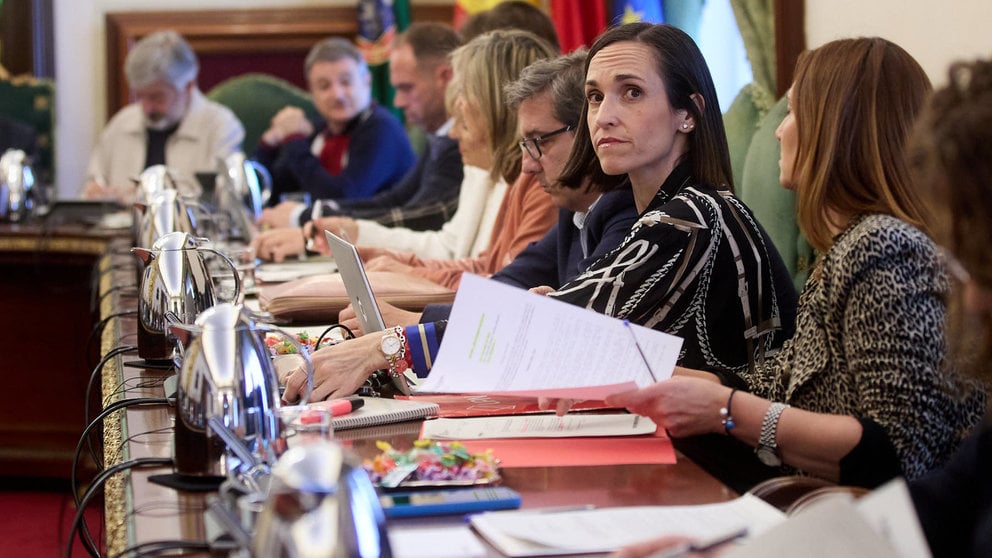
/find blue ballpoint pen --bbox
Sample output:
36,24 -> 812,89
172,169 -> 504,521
624,320 -> 659,382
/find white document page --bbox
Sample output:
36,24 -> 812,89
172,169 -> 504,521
254,257 -> 336,283
470,494 -> 785,557
854,479 -> 933,558
389,523 -> 488,558
723,479 -> 931,558
723,496 -> 900,558
417,274 -> 684,399
421,414 -> 657,440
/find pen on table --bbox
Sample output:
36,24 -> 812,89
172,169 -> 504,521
646,527 -> 748,558
305,395 -> 365,421
624,320 -> 659,382
305,202 -> 323,252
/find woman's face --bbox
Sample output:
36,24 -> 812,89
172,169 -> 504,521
585,41 -> 693,190
449,96 -> 492,171
775,88 -> 799,190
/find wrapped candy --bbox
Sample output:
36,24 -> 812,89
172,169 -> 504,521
363,439 -> 500,485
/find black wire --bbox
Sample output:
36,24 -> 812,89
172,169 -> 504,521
86,310 -> 137,368
71,396 -> 171,511
94,284 -> 138,311
70,397 -> 172,556
84,344 -> 138,467
315,322 -> 356,349
66,456 -> 174,558
110,539 -> 211,558
103,426 -> 173,466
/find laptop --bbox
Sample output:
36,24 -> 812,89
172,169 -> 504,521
324,230 -> 412,395
324,230 -> 387,335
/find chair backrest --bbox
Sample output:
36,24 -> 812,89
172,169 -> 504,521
206,73 -> 320,154
0,74 -> 55,186
747,475 -> 836,512
734,95 -> 814,290
723,82 -> 776,188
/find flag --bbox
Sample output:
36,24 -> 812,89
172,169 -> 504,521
551,0 -> 608,52
452,0 -> 541,32
356,0 -> 411,116
612,0 -> 665,25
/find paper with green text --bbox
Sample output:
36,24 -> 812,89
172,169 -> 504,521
416,274 -> 683,398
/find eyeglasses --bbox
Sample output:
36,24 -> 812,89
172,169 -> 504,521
519,124 -> 575,160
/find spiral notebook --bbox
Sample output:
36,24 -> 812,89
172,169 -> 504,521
330,396 -> 439,431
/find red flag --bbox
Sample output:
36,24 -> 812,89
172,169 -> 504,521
551,0 -> 609,53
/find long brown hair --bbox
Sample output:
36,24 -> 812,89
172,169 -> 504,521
557,23 -> 732,194
790,37 -> 932,253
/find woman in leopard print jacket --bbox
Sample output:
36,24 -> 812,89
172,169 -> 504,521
605,38 -> 986,489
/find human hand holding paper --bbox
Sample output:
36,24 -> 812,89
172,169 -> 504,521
417,275 -> 683,399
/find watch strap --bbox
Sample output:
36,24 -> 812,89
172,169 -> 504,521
381,326 -> 408,378
757,401 -> 788,456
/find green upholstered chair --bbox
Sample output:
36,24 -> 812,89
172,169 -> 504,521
735,95 -> 813,291
206,73 -> 320,154
0,74 -> 55,186
723,81 -> 776,189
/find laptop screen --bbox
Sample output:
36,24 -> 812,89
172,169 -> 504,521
324,230 -> 386,335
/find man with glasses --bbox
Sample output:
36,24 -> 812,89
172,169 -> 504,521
417,50 -> 638,319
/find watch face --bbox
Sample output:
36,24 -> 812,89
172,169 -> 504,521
381,334 -> 401,356
756,446 -> 782,467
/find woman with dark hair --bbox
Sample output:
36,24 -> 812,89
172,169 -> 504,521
549,22 -> 797,381
600,37 -> 984,499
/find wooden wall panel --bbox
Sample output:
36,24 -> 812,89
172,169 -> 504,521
104,5 -> 453,118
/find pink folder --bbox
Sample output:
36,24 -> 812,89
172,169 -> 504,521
431,430 -> 676,468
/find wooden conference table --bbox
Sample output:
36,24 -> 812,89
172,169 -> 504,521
98,247 -> 738,557
0,222 -> 120,478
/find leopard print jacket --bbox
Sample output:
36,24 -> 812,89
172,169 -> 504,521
747,213 -> 986,480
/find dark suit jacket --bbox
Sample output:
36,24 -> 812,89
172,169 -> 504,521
309,134 -> 463,231
421,188 -> 638,323
256,104 -> 416,204
911,419 -> 992,558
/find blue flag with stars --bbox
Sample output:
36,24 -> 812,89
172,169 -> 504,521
357,0 -> 399,111
613,1 -> 665,25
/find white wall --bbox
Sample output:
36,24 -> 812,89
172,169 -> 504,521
806,0 -> 992,85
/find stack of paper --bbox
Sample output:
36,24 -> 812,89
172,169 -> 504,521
469,494 -> 786,557
416,274 -> 684,400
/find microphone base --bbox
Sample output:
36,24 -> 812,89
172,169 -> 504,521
123,358 -> 174,370
148,473 -> 225,492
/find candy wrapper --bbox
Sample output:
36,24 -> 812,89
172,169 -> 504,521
265,331 -> 336,356
363,439 -> 500,488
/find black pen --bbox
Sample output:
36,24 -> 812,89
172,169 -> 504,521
624,320 -> 659,383
646,527 -> 748,558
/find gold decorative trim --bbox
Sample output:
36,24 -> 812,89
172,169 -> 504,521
99,254 -> 130,557
0,235 -> 108,255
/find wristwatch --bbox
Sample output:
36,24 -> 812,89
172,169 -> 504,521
755,402 -> 788,467
379,326 -> 408,379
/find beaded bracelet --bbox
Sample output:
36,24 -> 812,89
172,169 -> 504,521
720,389 -> 738,435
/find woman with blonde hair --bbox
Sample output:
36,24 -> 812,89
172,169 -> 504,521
601,37 -> 984,492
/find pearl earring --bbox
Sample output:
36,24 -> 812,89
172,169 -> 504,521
682,123 -> 690,130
